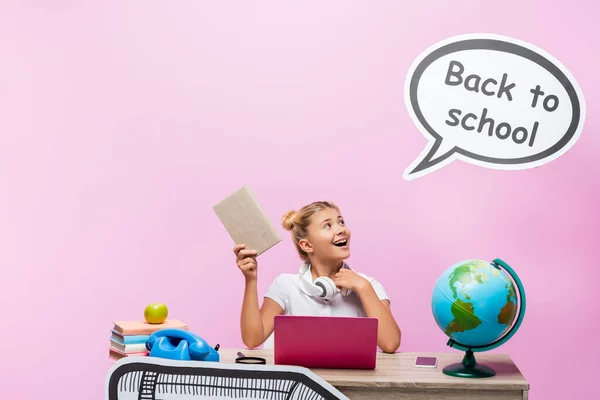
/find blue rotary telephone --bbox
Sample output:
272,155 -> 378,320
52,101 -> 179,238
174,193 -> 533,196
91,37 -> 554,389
146,328 -> 220,362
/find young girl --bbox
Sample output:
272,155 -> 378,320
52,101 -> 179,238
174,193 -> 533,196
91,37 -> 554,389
234,200 -> 401,353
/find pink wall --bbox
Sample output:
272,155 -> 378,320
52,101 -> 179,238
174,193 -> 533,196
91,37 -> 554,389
1,1 -> 598,399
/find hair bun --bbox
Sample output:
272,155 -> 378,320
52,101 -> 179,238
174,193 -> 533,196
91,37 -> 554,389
282,210 -> 298,231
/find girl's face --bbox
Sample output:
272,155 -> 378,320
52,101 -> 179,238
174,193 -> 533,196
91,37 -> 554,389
301,207 -> 351,263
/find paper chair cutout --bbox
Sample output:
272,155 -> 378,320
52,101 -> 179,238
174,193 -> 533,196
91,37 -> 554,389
105,356 -> 349,400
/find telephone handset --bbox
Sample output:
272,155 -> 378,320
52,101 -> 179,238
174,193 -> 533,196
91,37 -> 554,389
146,328 -> 220,362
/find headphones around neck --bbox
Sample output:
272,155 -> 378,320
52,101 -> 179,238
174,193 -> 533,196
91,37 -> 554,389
299,263 -> 351,301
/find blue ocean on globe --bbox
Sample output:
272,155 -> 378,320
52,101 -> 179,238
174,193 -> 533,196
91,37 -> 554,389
432,259 -> 518,347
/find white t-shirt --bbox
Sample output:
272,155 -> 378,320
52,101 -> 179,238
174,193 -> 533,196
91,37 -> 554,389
262,263 -> 390,349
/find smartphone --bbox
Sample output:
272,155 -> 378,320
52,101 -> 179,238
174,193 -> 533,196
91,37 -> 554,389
414,356 -> 437,368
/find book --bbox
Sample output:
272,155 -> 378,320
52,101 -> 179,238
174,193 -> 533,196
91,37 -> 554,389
112,319 -> 188,335
110,338 -> 148,353
109,348 -> 148,360
110,330 -> 149,345
212,185 -> 282,256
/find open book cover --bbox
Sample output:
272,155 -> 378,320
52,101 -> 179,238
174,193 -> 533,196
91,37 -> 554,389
213,185 -> 282,256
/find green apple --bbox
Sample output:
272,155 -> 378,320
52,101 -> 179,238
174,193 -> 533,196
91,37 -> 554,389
144,303 -> 168,324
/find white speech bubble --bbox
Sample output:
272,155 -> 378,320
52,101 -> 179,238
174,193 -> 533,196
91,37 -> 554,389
403,33 -> 586,180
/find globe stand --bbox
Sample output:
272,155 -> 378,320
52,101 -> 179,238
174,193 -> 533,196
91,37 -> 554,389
443,349 -> 496,378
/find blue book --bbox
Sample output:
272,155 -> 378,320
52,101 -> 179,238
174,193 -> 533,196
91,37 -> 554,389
110,329 -> 149,344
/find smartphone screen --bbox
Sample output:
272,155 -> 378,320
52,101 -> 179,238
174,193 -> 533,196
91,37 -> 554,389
415,356 -> 437,368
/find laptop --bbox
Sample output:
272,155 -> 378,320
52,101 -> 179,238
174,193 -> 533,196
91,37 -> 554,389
273,315 -> 379,369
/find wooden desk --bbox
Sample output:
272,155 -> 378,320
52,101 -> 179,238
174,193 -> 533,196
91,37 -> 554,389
219,348 -> 529,400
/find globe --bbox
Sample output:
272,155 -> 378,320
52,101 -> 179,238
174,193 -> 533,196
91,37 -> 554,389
431,258 -> 526,378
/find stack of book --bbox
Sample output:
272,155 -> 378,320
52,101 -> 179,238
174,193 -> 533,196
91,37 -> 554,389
109,319 -> 188,360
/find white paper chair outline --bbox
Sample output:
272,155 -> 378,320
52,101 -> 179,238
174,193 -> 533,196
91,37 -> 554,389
106,357 -> 349,400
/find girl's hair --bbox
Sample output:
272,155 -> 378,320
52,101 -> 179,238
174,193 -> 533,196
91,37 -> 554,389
281,200 -> 340,261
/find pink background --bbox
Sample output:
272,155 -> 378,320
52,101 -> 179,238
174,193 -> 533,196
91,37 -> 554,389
1,1 -> 598,399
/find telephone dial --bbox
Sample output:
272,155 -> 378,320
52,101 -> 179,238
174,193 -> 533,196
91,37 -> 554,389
146,328 -> 220,362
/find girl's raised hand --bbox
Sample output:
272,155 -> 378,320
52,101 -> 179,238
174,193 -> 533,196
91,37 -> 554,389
333,268 -> 369,292
234,244 -> 259,281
